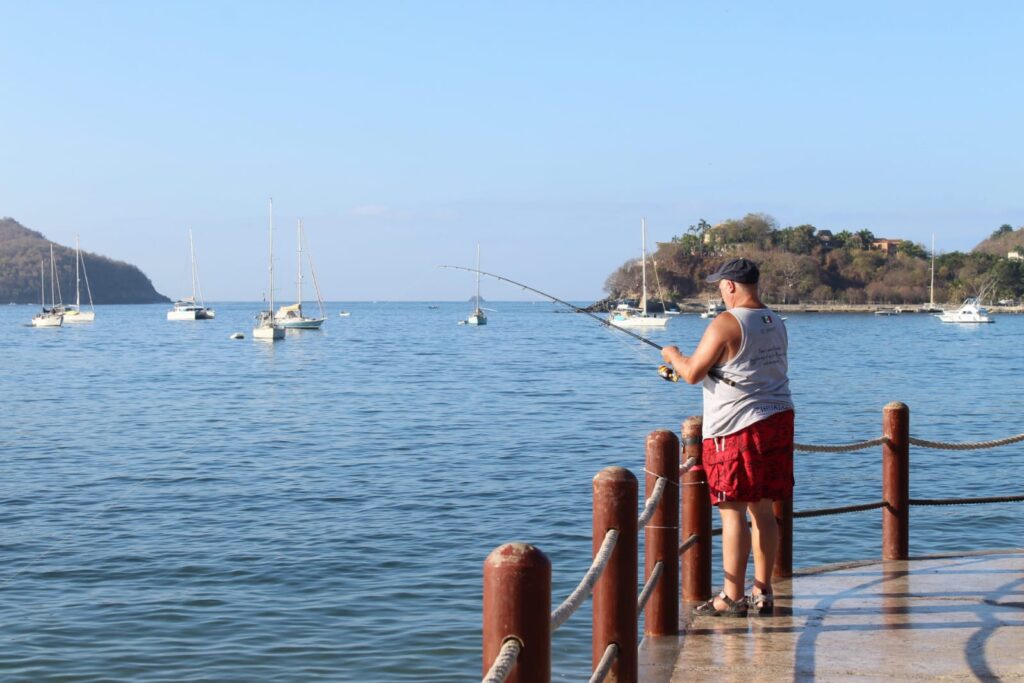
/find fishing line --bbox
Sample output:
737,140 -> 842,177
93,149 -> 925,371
439,265 -> 735,386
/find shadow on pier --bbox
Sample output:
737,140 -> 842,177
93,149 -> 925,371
640,550 -> 1024,682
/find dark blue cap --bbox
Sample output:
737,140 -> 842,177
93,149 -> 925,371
706,258 -> 760,284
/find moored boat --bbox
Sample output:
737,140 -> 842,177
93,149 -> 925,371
168,230 -> 215,320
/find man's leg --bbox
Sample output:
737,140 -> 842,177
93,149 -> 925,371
747,498 -> 778,596
718,501 -> 751,605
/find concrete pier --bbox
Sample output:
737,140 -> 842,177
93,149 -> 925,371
639,550 -> 1024,681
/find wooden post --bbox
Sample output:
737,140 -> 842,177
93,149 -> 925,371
592,467 -> 637,682
773,499 -> 793,578
681,416 -> 712,602
644,430 -> 679,635
483,543 -> 551,682
882,402 -> 910,560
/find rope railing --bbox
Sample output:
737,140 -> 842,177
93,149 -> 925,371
908,433 -> 1024,450
677,532 -> 699,555
680,456 -> 697,473
481,638 -> 521,683
588,644 -> 618,683
550,529 -> 619,632
636,560 -> 663,613
792,501 -> 887,518
795,437 -> 885,453
637,477 -> 666,529
796,429 -> 1024,453
909,494 -> 1024,507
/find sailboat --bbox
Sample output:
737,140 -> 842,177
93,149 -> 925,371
463,244 -> 487,325
253,199 -> 285,341
57,235 -> 96,322
31,248 -> 63,327
274,219 -> 326,329
168,229 -> 215,321
919,235 -> 943,313
610,219 -> 670,328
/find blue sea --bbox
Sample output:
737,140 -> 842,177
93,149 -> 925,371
2,302 -> 1022,681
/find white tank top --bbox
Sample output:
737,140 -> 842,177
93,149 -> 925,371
702,307 -> 793,438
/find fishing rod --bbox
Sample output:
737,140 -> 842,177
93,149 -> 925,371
440,265 -> 734,385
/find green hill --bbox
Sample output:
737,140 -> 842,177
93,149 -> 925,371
604,214 -> 1024,306
0,217 -> 170,304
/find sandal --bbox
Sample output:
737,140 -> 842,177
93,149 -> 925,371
693,591 -> 748,617
748,591 -> 774,614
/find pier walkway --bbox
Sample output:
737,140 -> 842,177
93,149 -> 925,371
639,550 -> 1024,682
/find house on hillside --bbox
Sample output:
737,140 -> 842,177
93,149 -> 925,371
871,238 -> 902,256
1009,250 -> 1023,262
817,230 -> 834,250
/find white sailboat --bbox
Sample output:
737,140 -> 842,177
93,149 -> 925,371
59,235 -> 95,322
463,244 -> 487,325
168,229 -> 215,321
31,249 -> 63,327
275,219 -> 326,329
610,218 -> 670,329
253,199 -> 285,341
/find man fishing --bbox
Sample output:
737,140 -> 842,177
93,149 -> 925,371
660,257 -> 794,617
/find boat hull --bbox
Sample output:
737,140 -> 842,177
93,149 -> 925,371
253,324 -> 285,340
63,310 -> 95,323
277,317 -> 325,329
609,315 -> 670,328
31,314 -> 63,327
466,314 -> 487,325
168,308 -> 215,321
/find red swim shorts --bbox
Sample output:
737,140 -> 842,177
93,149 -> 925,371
701,409 -> 794,504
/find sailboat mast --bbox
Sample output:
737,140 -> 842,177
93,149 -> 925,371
40,260 -> 44,310
49,244 -> 56,309
475,243 -> 481,311
75,235 -> 81,308
268,199 -> 275,314
297,219 -> 303,308
930,234 -> 936,308
640,218 -> 648,312
189,228 -> 199,303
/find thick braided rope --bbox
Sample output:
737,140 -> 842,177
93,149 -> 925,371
481,638 -> 521,683
908,433 -> 1024,450
588,643 -> 618,683
637,477 -> 667,530
795,438 -> 885,453
637,560 -> 664,613
795,431 -> 1024,453
909,494 -> 1024,506
677,533 -> 699,555
792,501 -> 887,518
550,529 -> 619,632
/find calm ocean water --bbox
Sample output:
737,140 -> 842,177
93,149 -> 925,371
2,302 -> 1022,681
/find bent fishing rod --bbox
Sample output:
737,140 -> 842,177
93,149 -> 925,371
439,265 -> 735,386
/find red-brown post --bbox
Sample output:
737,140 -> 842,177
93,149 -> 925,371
644,430 -> 679,635
483,543 -> 551,682
882,402 -> 910,560
592,467 -> 638,682
773,499 -> 793,578
681,416 -> 712,602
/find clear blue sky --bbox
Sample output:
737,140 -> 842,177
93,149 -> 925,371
2,1 -> 1022,301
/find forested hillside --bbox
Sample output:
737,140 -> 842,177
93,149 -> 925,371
0,218 -> 169,304
604,214 -> 1024,305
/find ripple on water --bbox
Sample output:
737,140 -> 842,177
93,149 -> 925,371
0,304 -> 1022,680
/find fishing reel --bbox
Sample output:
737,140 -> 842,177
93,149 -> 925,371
658,364 -> 680,382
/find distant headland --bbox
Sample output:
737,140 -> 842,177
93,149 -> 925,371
0,217 -> 170,304
604,213 -> 1024,307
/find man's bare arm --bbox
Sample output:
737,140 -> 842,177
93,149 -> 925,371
660,313 -> 739,384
